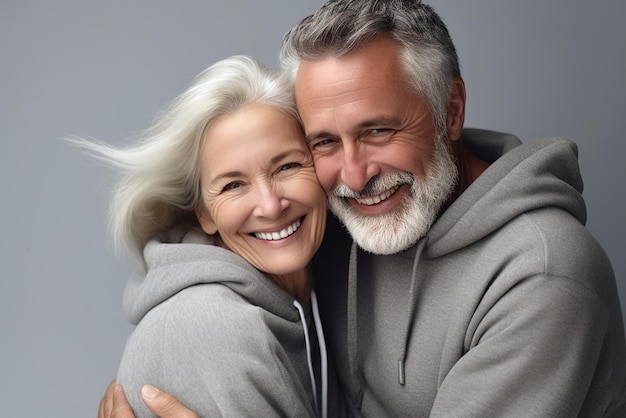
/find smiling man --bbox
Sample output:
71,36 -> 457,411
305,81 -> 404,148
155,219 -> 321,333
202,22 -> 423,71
281,2 -> 626,415
294,34 -> 482,255
100,1 -> 626,417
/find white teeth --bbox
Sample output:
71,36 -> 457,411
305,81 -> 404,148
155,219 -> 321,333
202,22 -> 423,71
254,219 -> 302,241
355,185 -> 400,206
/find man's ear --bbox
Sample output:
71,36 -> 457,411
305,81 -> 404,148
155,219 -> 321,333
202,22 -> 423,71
196,204 -> 218,235
446,76 -> 466,141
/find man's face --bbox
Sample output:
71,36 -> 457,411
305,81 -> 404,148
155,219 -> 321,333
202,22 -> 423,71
294,35 -> 457,253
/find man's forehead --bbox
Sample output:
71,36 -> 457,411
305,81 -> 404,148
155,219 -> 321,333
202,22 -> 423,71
294,68 -> 405,120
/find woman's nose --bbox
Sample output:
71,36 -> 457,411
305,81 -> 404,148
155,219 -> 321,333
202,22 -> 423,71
252,184 -> 289,219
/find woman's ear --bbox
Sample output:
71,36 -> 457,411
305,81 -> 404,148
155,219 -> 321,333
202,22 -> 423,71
196,204 -> 218,235
446,76 -> 466,142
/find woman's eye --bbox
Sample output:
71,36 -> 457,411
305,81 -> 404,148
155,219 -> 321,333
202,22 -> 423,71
279,162 -> 301,172
222,181 -> 241,192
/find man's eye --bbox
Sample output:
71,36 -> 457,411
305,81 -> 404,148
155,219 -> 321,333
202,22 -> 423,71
310,138 -> 334,149
369,128 -> 390,135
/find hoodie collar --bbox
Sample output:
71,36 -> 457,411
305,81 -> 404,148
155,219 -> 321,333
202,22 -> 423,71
428,131 -> 585,257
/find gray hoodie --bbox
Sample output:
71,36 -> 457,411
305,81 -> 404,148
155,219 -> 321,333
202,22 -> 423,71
117,227 -> 330,417
312,129 -> 626,417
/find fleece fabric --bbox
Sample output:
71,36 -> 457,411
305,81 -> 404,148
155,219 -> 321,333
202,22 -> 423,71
312,128 -> 626,417
117,227 -> 332,417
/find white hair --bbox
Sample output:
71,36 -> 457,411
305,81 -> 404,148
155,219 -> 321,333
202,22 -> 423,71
280,0 -> 460,134
69,55 -> 298,267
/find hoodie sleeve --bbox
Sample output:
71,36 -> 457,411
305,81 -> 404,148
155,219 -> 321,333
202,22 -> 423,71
430,275 -> 608,416
429,208 -> 626,417
117,284 -> 316,418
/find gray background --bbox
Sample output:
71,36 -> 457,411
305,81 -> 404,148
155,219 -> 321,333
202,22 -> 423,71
1,1 -> 623,416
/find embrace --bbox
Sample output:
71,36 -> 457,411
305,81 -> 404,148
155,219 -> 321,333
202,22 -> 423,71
86,1 -> 626,417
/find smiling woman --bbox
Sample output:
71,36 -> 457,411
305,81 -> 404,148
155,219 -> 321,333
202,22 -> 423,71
196,103 -> 327,293
71,55 -> 333,417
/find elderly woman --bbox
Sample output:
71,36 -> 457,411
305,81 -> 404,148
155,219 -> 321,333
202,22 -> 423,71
80,56 -> 332,417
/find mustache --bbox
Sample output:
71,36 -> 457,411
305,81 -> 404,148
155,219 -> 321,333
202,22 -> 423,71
332,172 -> 415,198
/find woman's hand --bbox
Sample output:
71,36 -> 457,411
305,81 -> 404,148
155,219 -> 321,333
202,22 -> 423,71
98,380 -> 199,418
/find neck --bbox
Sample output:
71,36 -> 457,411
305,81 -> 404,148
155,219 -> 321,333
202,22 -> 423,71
214,234 -> 312,302
444,140 -> 490,210
267,267 -> 312,303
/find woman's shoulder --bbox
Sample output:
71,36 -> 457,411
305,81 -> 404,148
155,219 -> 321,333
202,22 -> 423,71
132,283 -> 274,347
118,284 -> 314,417
153,283 -> 263,322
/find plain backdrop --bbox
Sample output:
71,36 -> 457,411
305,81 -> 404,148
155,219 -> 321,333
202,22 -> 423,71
1,1 -> 624,416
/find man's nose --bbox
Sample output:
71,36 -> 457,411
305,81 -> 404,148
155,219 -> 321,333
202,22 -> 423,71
340,143 -> 377,192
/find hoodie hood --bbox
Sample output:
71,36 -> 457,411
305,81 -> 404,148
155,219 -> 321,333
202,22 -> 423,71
121,226 -> 331,417
123,226 -> 303,325
426,128 -> 586,257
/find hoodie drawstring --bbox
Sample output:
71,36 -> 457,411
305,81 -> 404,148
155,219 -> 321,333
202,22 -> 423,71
294,290 -> 328,418
397,237 -> 428,385
311,291 -> 328,418
347,237 -> 428,392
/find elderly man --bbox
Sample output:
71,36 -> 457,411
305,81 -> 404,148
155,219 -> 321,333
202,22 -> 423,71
100,1 -> 626,416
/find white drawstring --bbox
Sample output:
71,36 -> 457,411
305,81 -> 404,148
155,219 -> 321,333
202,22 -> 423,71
293,299 -> 318,416
293,290 -> 328,418
311,290 -> 328,418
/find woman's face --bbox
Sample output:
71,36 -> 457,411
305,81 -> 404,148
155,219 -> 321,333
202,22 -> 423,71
196,103 -> 327,276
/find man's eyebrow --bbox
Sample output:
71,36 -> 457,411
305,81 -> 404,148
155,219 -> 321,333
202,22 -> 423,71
305,117 -> 399,143
356,117 -> 399,129
305,131 -> 333,143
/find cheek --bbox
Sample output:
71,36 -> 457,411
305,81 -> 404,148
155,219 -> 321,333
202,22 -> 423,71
312,157 -> 337,193
208,199 -> 242,233
386,141 -> 433,178
310,185 -> 328,210
286,172 -> 327,204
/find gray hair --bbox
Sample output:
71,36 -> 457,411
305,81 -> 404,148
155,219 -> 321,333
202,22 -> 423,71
280,0 -> 460,134
72,55 -> 298,266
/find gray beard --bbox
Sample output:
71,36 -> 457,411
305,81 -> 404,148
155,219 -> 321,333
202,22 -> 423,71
327,137 -> 458,254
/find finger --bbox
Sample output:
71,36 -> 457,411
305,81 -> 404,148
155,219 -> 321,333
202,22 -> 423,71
142,385 -> 199,418
111,383 -> 135,418
98,380 -> 117,418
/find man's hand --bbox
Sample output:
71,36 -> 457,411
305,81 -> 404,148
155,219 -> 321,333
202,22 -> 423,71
97,380 -> 199,418
140,384 -> 199,418
98,380 -> 134,418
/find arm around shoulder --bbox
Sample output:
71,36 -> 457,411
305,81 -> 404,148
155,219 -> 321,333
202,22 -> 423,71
118,285 -> 317,417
